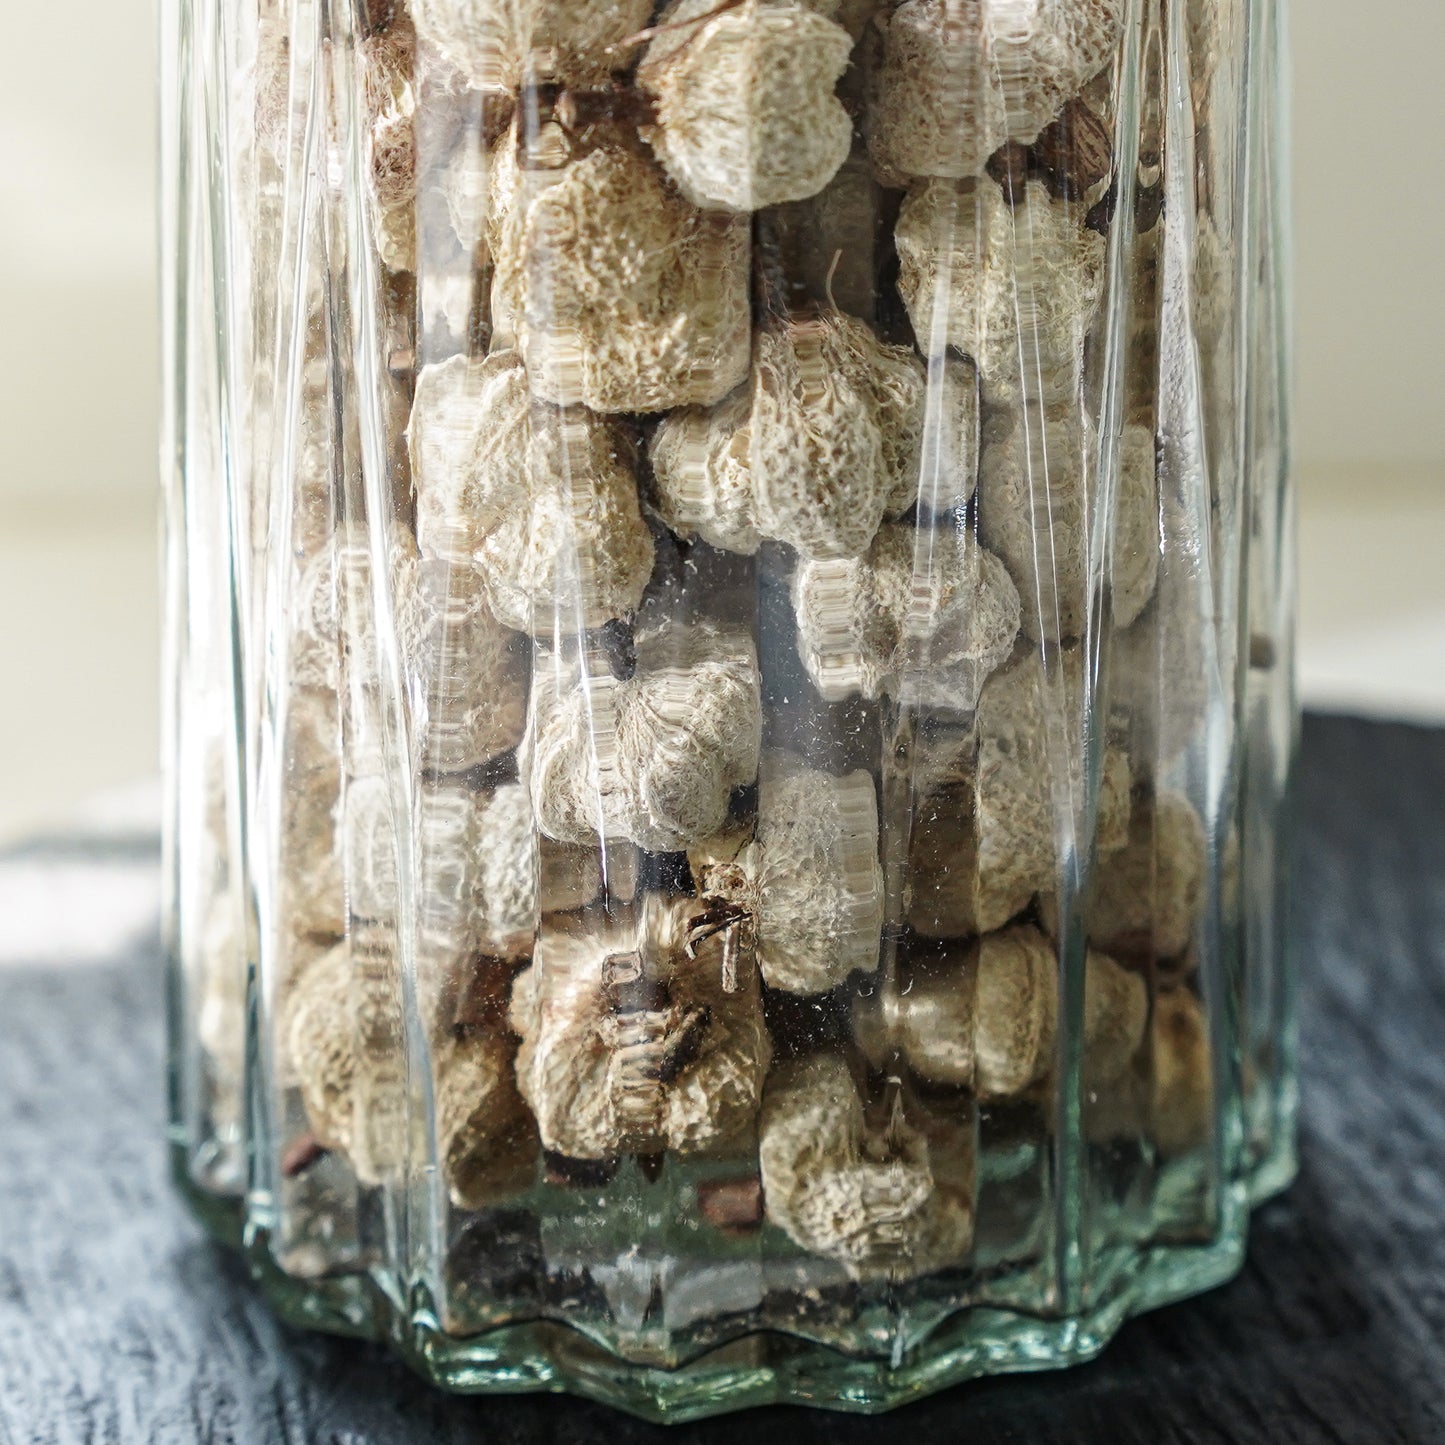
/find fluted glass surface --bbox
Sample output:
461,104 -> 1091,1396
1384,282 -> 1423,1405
163,0 -> 1295,1418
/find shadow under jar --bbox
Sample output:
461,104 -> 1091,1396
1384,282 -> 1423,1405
162,0 -> 1296,1420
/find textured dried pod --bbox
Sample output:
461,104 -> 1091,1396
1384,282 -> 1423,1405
490,123 -> 751,411
852,950 -> 976,1087
978,409 -> 1158,642
338,777 -> 521,985
282,939 -> 529,1194
866,0 -> 1123,183
409,351 -> 654,634
973,924 -> 1145,1097
1083,941 -> 1151,1088
651,314 -> 960,560
1031,96 -> 1115,203
409,0 -> 652,94
1150,987 -> 1213,1156
971,924 -> 1057,1095
280,939 -> 404,1182
434,1027 -> 538,1208
973,647 -> 1132,874
904,651 -> 1132,928
895,176 -> 1105,382
362,18 -> 418,271
280,687 -> 346,945
692,755 -> 884,995
508,914 -> 772,1159
757,1055 -> 974,1279
525,620 -> 761,851
637,0 -> 854,213
290,523 -> 420,693
1111,529 -> 1211,766
907,786 -> 1033,936
1043,790 -> 1207,961
1085,987 -> 1212,1156
403,556 -> 528,772
791,524 -> 1020,712
476,782 -> 602,948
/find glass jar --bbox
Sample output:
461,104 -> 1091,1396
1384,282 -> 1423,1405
163,0 -> 1296,1419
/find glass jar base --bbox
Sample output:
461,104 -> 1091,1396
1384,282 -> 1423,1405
179,1160 -> 1294,1423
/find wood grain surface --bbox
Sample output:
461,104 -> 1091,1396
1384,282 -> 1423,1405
2,713 -> 1443,1444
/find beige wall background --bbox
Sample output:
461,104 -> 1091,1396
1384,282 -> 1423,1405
0,2 -> 1442,839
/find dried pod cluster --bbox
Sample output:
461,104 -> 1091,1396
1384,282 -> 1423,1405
409,0 -> 653,94
904,650 -> 1133,938
409,351 -> 654,633
979,413 -> 1159,642
489,122 -> 753,413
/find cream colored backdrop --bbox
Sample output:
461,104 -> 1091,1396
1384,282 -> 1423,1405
0,2 -> 1440,836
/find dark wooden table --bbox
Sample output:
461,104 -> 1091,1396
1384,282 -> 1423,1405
3,713 -> 1443,1444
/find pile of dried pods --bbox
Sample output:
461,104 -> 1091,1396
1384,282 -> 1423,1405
219,0 -> 1216,1284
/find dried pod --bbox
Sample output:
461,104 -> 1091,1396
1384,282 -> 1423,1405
907,786 -> 1033,936
692,755 -> 884,995
973,924 -> 1146,1097
971,924 -> 1057,1095
1083,941 -> 1151,1089
1031,97 -> 1115,203
978,410 -> 1159,642
1111,507 -> 1212,765
1043,790 -> 1207,961
853,950 -> 976,1087
651,315 -> 965,560
408,351 -> 654,634
281,687 -> 346,946
508,914 -> 772,1159
476,782 -> 602,948
866,0 -> 1123,183
791,524 -> 1020,712
409,0 -> 652,94
757,1055 -> 974,1279
490,123 -> 751,411
526,620 -> 761,851
637,0 -> 854,213
855,926 -> 1143,1094
904,651 -> 1132,932
1149,987 -> 1213,1156
361,17 -> 418,272
279,938 -> 403,1182
1085,987 -> 1213,1157
282,939 -> 530,1195
434,1028 -> 539,1208
894,176 -> 1105,383
404,556 -> 528,773
973,647 -> 1132,876
290,523 -> 420,696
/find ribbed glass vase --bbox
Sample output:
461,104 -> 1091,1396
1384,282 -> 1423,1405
162,0 -> 1295,1419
